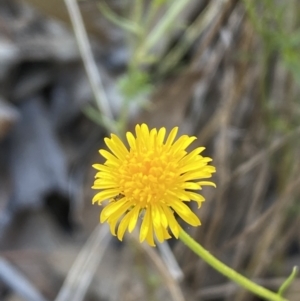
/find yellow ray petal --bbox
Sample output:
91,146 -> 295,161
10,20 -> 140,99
128,205 -> 141,233
157,127 -> 166,146
157,205 -> 168,228
198,181 -> 217,188
117,213 -> 132,241
162,227 -> 172,240
171,136 -> 196,155
107,216 -> 120,236
180,182 -> 201,190
165,127 -> 178,148
99,150 -> 120,166
104,137 -> 127,160
100,198 -> 128,222
171,200 -> 201,227
180,147 -> 205,163
185,191 -> 205,207
92,183 -> 118,190
146,225 -> 155,246
153,222 -> 165,243
93,178 -> 116,185
178,162 -> 205,174
92,164 -> 111,171
161,205 -> 180,238
167,190 -> 190,201
141,123 -> 150,139
151,205 -> 162,229
111,134 -> 129,154
180,170 -> 212,182
139,208 -> 151,242
92,189 -> 119,204
150,128 -> 157,148
126,131 -> 136,149
95,171 -> 116,180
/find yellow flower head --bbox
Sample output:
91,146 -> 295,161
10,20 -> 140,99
92,124 -> 216,246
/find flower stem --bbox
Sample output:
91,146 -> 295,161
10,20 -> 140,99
179,229 -> 289,301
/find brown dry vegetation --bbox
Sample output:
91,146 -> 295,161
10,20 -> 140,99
0,0 -> 299,301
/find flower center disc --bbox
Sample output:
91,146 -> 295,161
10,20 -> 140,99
119,148 -> 179,207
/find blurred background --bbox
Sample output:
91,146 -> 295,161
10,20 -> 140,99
0,0 -> 300,300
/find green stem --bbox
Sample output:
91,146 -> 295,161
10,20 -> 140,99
278,266 -> 298,296
97,2 -> 142,35
179,229 -> 289,301
135,0 -> 191,62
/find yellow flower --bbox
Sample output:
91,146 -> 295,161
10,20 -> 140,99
92,124 -> 216,246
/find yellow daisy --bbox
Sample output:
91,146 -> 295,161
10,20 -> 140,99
92,124 -> 216,246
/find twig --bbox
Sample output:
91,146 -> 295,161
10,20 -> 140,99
132,235 -> 186,301
0,257 -> 48,301
232,125 -> 300,179
54,224 -> 111,301
63,0 -> 114,123
157,240 -> 184,282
